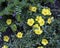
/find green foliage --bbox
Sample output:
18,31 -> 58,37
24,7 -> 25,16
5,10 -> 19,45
0,20 -> 7,32
16,15 -> 21,22
49,0 -> 54,3
10,24 -> 17,32
0,0 -> 60,48
0,0 -> 5,4
43,0 -> 54,3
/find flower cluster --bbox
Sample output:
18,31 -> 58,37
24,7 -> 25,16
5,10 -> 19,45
26,6 -> 54,47
0,0 -> 59,48
2,5 -> 54,48
3,32 -> 23,42
27,7 -> 54,35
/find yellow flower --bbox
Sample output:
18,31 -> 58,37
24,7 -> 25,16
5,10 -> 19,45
16,32 -> 23,38
2,45 -> 8,48
33,24 -> 40,31
47,18 -> 52,24
34,28 -> 43,35
29,6 -> 37,12
41,39 -> 48,45
6,19 -> 12,25
27,18 -> 34,26
37,46 -> 44,48
33,24 -> 43,35
42,8 -> 51,16
33,24 -> 39,28
35,16 -> 42,22
38,19 -> 45,26
3,36 -> 9,42
35,16 -> 45,26
47,17 -> 54,24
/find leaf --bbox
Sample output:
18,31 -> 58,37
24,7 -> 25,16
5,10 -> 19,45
16,15 -> 21,22
0,20 -> 7,32
49,0 -> 54,3
0,0 -> 5,4
10,24 -> 17,32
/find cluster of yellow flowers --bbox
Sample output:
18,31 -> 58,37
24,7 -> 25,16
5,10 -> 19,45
29,6 -> 51,15
27,17 -> 43,35
3,32 -> 23,42
27,6 -> 53,48
27,17 -> 49,47
29,6 -> 54,24
3,6 -> 53,48
27,16 -> 53,35
27,6 -> 54,35
2,32 -> 23,48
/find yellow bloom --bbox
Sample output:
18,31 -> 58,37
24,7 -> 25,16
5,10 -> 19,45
38,19 -> 45,26
42,8 -> 51,16
3,36 -> 9,42
33,24 -> 40,31
34,28 -> 43,35
37,46 -> 44,48
2,45 -> 8,48
35,16 -> 42,22
47,17 -> 54,24
27,18 -> 34,26
47,18 -> 52,24
33,24 -> 39,28
16,32 -> 23,38
35,16 -> 45,26
29,6 -> 37,12
33,24 -> 43,35
41,39 -> 48,45
6,19 -> 12,25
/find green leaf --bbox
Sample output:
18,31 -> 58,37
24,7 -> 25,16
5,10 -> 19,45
10,24 -> 17,32
0,0 -> 5,4
0,26 -> 7,32
0,20 -> 7,32
16,15 -> 21,22
49,0 -> 54,3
